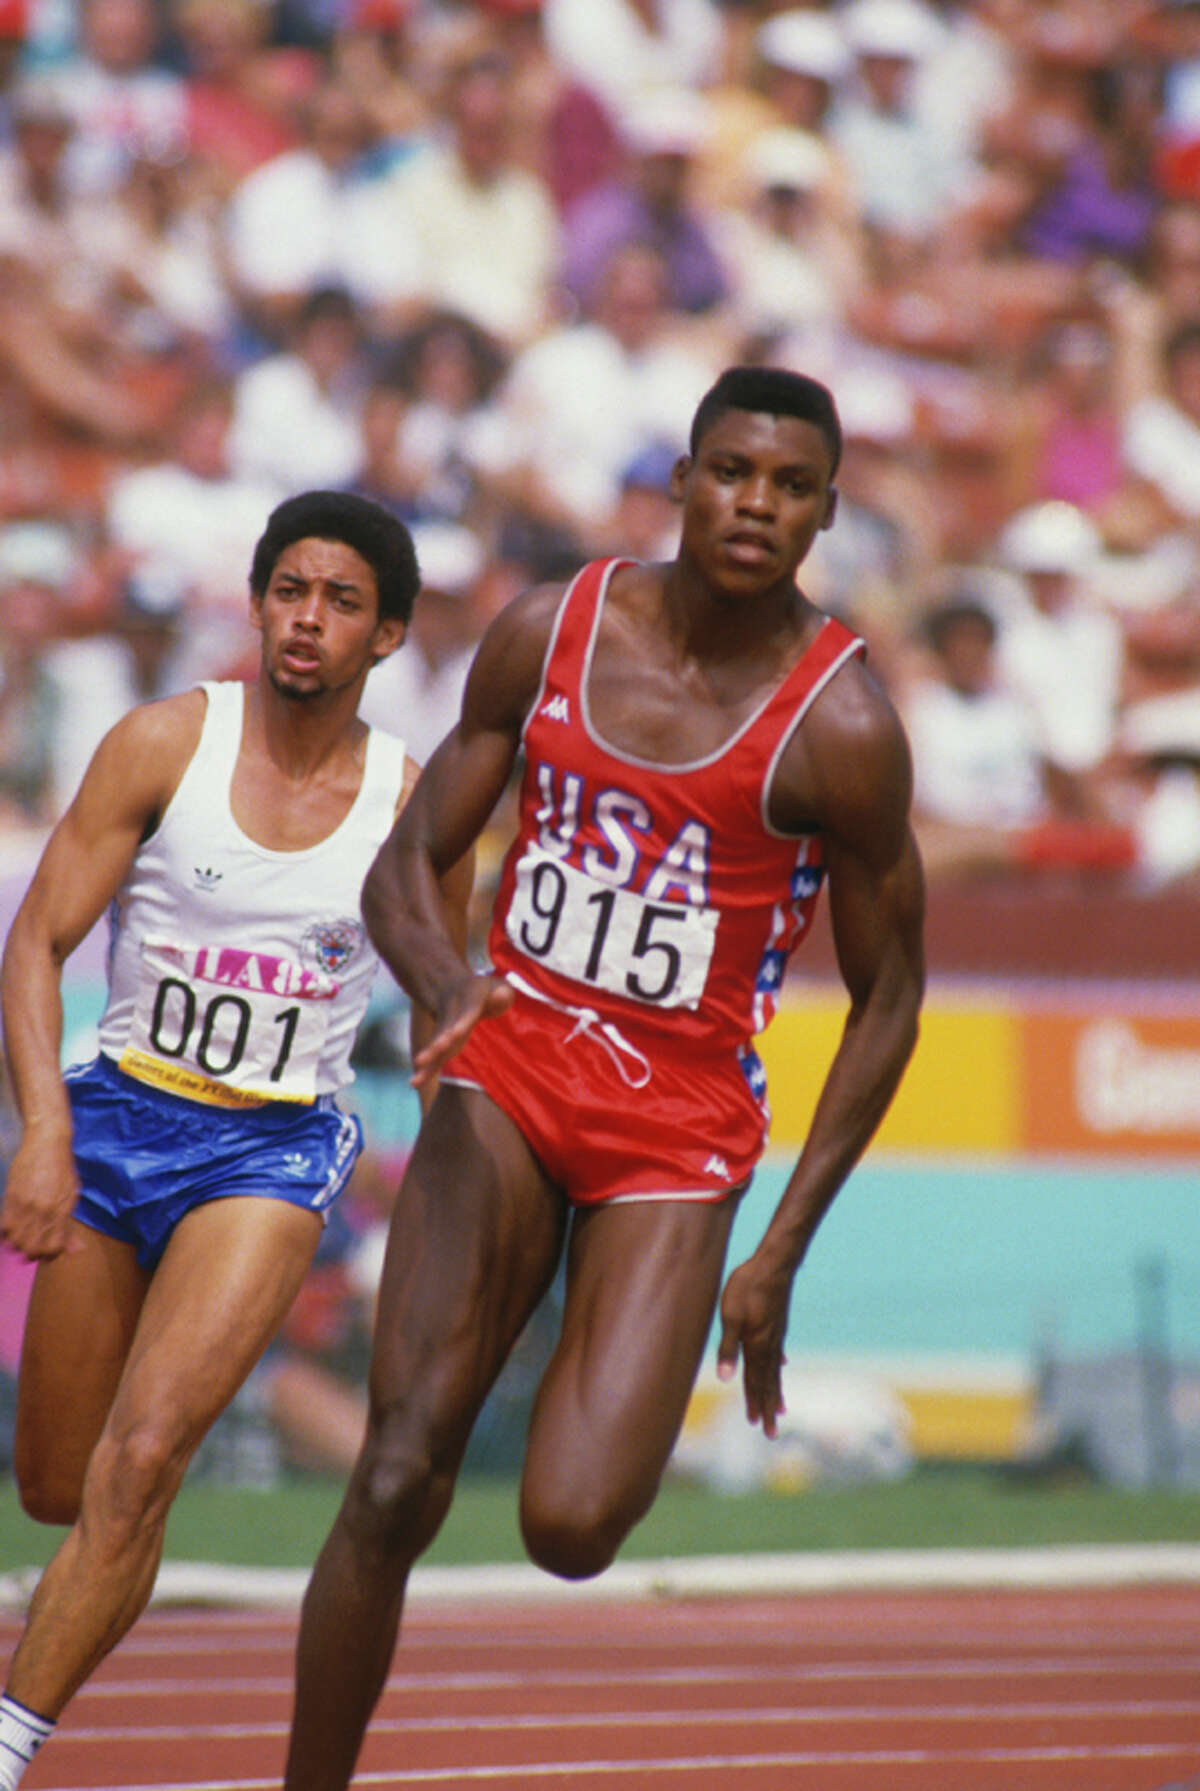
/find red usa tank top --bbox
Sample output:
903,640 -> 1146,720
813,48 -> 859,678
488,557 -> 865,1066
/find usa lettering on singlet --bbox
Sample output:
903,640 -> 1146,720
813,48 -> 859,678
488,559 -> 866,1058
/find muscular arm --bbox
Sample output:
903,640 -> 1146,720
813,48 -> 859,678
0,695 -> 202,1259
362,582 -> 563,1089
394,754 -> 476,1111
717,663 -> 926,1435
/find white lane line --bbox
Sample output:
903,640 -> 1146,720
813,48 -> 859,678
38,1741 -> 1200,1790
46,1697 -> 1200,1744
71,1653 -> 1200,1701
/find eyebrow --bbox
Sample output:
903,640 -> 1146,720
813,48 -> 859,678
275,570 -> 364,592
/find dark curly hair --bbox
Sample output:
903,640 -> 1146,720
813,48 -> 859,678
249,490 -> 421,624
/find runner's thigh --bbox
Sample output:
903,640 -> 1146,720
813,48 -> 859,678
97,1194 -> 323,1463
524,1196 -> 738,1513
15,1220 -> 149,1513
368,1082 -> 566,1440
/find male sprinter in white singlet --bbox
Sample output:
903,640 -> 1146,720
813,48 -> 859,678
0,490 -> 470,1791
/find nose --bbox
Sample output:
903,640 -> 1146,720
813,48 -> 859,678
737,474 -> 775,514
293,591 -> 324,630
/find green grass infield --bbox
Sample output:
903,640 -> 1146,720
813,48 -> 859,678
7,1465 -> 1200,1577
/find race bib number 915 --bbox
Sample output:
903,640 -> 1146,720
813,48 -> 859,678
119,940 -> 338,1106
505,846 -> 717,1010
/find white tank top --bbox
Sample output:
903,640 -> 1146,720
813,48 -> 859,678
98,681 -> 408,1107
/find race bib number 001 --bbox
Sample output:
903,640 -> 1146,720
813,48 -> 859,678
119,940 -> 337,1106
505,846 -> 716,1010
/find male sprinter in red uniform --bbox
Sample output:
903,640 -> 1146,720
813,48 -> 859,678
284,366 -> 926,1791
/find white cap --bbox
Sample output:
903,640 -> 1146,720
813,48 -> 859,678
755,9 -> 851,84
0,521 -> 77,589
836,366 -> 915,443
619,86 -> 711,157
998,501 -> 1101,575
745,126 -> 829,192
843,0 -> 943,60
411,521 -> 484,596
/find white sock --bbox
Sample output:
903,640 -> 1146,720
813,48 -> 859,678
0,1695 -> 54,1791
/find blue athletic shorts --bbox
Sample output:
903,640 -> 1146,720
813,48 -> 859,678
64,1055 -> 364,1270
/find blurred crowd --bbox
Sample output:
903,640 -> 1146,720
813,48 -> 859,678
3,0 -> 1200,889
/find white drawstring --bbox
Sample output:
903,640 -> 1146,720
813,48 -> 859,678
506,971 -> 652,1090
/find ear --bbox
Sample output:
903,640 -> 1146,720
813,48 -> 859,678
369,617 -> 406,664
248,589 -> 264,631
820,486 -> 838,531
668,454 -> 691,502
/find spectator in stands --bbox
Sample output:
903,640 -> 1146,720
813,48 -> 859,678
599,437 -> 681,562
479,0 -> 622,215
909,0 -> 1018,170
712,125 -> 852,359
993,498 -> 1125,816
1122,317 -> 1200,526
54,0 -> 186,199
1146,200 -> 1200,340
0,76 -> 176,462
1015,309 -> 1128,515
105,375 -> 279,684
903,586 -> 1138,881
326,0 -> 429,157
357,519 -> 485,764
705,8 -> 857,234
1143,0 -> 1200,198
473,240 -> 718,551
0,523 -> 72,832
1115,575 -> 1200,885
369,45 -> 560,350
902,593 -> 1049,877
561,84 -> 728,319
0,0 -> 25,107
829,0 -> 976,250
540,0 -> 725,127
222,77 -> 421,346
754,8 -> 852,139
172,0 -> 313,196
0,77 -> 89,283
229,284 -> 368,495
803,364 -> 934,669
391,308 -> 509,525
343,372 -> 425,526
72,140 -> 236,356
1016,61 -> 1163,269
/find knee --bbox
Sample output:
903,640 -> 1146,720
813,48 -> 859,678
345,1406 -> 455,1560
15,1459 -> 81,1528
82,1421 -> 190,1543
519,1480 -> 643,1582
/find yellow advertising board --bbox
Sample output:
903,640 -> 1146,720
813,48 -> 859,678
761,982 -> 1200,1161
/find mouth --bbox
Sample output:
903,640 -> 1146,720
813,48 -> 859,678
722,531 -> 775,566
281,640 -> 321,672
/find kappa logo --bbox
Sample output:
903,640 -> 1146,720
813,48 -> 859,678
703,1153 -> 730,1179
539,693 -> 571,724
193,865 -> 223,891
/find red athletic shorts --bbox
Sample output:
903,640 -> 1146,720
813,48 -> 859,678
441,985 -> 765,1205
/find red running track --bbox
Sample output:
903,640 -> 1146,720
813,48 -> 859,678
5,1582 -> 1200,1791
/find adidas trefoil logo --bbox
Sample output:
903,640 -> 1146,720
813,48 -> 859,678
704,1153 -> 730,1179
193,865 -> 223,891
539,693 -> 570,723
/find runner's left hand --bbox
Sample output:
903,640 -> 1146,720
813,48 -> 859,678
715,1253 -> 792,1438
